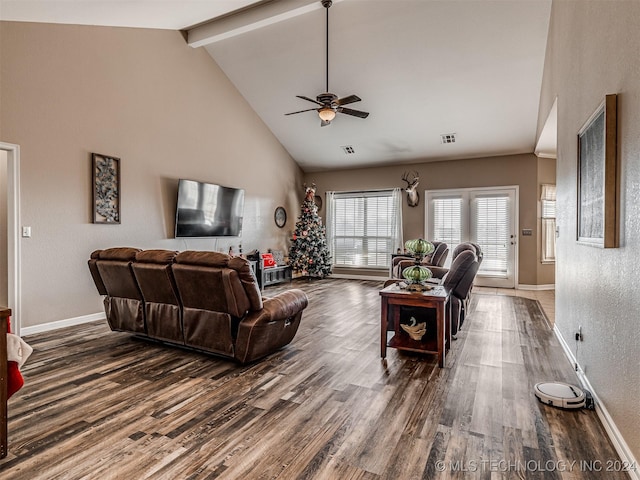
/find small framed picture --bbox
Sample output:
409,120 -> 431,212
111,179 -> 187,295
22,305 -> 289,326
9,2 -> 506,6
92,153 -> 121,224
274,206 -> 287,228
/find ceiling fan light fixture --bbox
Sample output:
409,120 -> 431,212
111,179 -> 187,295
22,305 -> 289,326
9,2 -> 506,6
318,107 -> 336,122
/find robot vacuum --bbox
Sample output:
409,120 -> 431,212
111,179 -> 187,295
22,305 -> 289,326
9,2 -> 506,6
534,381 -> 586,409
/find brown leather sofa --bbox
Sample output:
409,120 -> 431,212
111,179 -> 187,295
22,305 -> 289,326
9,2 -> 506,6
89,247 -> 308,364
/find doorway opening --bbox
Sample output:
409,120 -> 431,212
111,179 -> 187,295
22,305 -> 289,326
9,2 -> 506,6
0,142 -> 21,335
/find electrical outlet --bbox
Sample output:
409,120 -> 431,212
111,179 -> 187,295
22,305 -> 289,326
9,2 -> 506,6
575,325 -> 583,342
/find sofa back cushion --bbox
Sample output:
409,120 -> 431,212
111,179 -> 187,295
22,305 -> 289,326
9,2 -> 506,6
97,247 -> 143,300
443,250 -> 479,300
173,251 -> 263,317
428,241 -> 449,267
132,249 -> 180,306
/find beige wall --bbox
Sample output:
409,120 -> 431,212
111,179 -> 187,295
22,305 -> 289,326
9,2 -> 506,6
538,0 -> 640,460
308,153 -> 550,285
0,21 -> 303,329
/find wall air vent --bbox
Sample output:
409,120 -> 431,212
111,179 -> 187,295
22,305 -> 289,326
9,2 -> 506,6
342,145 -> 355,154
440,133 -> 457,144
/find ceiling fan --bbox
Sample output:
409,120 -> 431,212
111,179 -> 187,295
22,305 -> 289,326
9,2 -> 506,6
285,0 -> 369,127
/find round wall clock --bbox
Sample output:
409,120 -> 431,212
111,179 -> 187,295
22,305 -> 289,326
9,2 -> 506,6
274,206 -> 287,228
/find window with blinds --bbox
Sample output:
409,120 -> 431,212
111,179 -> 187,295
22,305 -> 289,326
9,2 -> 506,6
330,190 -> 398,268
541,184 -> 556,263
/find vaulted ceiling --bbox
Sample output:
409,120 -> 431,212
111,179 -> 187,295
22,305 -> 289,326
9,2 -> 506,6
0,0 -> 552,172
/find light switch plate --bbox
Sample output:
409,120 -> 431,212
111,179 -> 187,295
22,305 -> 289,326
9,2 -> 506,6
22,226 -> 31,238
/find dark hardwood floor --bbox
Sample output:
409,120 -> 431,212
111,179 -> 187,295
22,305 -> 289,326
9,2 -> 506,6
0,279 -> 626,479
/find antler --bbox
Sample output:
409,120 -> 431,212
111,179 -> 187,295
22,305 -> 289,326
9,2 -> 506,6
401,171 -> 419,187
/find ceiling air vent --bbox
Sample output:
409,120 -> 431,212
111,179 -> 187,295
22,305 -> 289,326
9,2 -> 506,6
342,145 -> 355,154
440,133 -> 457,144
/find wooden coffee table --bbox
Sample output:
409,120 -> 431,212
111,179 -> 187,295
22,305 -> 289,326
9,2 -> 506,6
380,283 -> 450,367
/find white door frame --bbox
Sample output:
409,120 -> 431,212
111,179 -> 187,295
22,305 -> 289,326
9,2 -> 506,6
425,185 -> 519,288
0,142 -> 21,335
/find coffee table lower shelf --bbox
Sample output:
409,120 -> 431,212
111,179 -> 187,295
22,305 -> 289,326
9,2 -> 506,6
387,334 -> 438,355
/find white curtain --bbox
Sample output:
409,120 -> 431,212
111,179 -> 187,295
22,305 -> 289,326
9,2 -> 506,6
391,187 -> 404,253
325,191 -> 336,258
541,184 -> 556,262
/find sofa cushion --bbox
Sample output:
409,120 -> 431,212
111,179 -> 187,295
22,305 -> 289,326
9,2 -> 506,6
135,249 -> 178,264
99,247 -> 141,261
175,251 -> 263,311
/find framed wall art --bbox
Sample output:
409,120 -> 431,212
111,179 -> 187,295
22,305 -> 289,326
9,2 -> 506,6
92,153 -> 121,224
577,94 -> 618,248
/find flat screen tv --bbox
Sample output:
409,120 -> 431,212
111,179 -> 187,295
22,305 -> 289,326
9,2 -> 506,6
175,179 -> 244,237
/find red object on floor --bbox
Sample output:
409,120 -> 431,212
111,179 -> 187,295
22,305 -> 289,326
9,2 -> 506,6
6,317 -> 24,399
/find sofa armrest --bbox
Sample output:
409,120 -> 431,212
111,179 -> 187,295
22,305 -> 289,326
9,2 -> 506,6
429,266 -> 449,279
259,290 -> 308,321
234,289 -> 308,364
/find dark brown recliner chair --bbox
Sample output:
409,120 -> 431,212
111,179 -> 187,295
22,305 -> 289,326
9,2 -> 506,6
171,251 -> 308,363
131,249 -> 183,344
429,242 -> 483,279
391,241 -> 449,279
441,249 -> 480,337
93,247 -> 145,334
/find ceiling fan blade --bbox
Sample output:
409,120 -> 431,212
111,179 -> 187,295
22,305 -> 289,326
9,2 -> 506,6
285,108 -> 319,116
337,107 -> 369,119
335,94 -> 361,106
321,119 -> 331,127
297,95 -> 324,106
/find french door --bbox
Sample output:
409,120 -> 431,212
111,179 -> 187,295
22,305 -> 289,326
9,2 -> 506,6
425,187 -> 518,288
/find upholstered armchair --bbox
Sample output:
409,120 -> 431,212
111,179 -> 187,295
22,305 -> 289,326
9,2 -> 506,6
429,242 -> 483,279
391,241 -> 449,279
441,249 -> 480,336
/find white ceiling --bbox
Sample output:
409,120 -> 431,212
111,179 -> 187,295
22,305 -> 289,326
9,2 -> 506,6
0,0 -> 552,172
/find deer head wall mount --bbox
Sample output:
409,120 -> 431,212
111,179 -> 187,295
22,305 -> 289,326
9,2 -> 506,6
401,171 -> 420,207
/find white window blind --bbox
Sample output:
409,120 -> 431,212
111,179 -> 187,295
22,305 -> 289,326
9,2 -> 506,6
328,189 -> 402,268
541,184 -> 556,262
472,194 -> 509,277
432,197 -> 463,247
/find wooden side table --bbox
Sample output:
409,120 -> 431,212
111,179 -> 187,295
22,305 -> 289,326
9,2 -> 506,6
0,307 -> 11,459
380,283 -> 449,367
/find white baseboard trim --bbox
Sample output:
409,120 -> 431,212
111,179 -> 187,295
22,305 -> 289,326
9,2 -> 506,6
517,283 -> 555,291
330,273 -> 387,282
554,325 -> 639,480
22,312 -> 106,337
